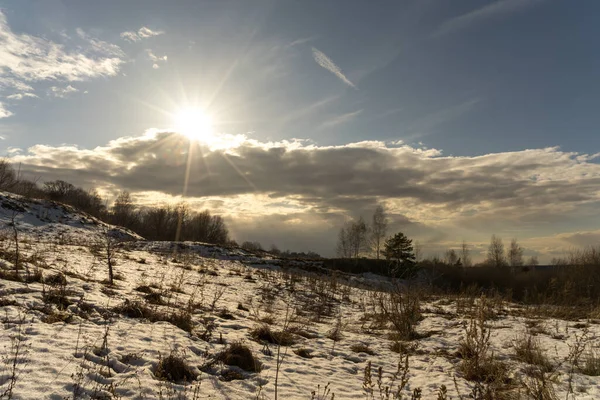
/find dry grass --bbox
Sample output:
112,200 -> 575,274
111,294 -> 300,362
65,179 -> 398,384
513,333 -> 554,373
155,351 -> 197,383
218,342 -> 261,372
350,343 -> 375,355
249,324 -> 296,346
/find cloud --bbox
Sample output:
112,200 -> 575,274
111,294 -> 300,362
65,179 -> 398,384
433,0 -> 543,37
47,85 -> 79,98
6,93 -> 37,100
320,109 -> 363,128
146,49 -> 167,69
120,27 -> 164,42
311,47 -> 357,89
0,102 -> 13,118
0,13 -> 124,82
0,11 -> 125,116
9,131 -> 600,258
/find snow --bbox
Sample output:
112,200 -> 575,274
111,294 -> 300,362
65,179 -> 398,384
0,191 -> 599,399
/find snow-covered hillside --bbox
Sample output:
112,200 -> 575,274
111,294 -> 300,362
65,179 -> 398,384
0,193 -> 599,399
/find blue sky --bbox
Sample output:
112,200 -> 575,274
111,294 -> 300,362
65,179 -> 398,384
2,0 -> 600,260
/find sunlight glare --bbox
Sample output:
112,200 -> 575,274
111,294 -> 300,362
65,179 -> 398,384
174,108 -> 214,142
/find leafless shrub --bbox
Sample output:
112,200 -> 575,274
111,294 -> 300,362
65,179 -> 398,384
378,285 -> 421,341
513,333 -> 554,373
458,297 -> 509,386
0,312 -> 30,399
310,382 -> 335,400
362,355 -> 410,400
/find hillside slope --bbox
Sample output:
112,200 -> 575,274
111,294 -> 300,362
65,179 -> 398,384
0,194 -> 599,399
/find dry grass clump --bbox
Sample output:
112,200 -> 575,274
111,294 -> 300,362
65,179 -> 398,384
513,333 -> 554,373
155,351 -> 197,383
390,341 -> 419,355
218,342 -> 262,372
250,324 -> 296,346
113,300 -> 194,332
294,348 -> 314,359
350,343 -> 376,355
580,346 -> 600,376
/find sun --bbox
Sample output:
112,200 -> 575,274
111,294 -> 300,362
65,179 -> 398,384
174,108 -> 214,142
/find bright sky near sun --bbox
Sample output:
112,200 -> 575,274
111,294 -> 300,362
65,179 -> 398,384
1,0 -> 600,260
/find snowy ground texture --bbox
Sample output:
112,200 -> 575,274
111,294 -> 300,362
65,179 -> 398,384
0,191 -> 599,399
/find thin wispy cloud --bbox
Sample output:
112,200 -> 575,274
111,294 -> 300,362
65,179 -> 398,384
287,36 -> 316,48
433,0 -> 543,37
146,49 -> 168,69
311,47 -> 357,89
47,85 -> 79,98
120,27 -> 164,42
320,109 -> 363,128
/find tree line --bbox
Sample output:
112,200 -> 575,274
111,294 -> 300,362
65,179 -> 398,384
0,159 -> 229,245
335,203 -> 539,269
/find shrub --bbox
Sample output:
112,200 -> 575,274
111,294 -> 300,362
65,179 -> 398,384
378,286 -> 421,341
458,297 -> 509,385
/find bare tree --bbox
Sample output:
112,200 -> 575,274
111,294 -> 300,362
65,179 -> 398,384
370,205 -> 388,260
486,235 -> 507,267
444,249 -> 460,266
111,191 -> 136,228
336,217 -> 368,259
414,241 -> 423,263
336,226 -> 351,258
526,255 -> 539,266
508,238 -> 524,268
0,159 -> 17,191
461,240 -> 472,267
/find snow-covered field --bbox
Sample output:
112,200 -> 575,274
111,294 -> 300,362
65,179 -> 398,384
1,192 -> 599,399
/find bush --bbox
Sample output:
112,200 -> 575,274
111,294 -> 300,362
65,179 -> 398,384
378,286 -> 421,341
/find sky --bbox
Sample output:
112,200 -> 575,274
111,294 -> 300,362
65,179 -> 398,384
1,0 -> 600,261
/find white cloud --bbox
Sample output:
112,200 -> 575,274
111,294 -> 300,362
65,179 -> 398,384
47,85 -> 79,98
120,27 -> 164,42
433,0 -> 543,37
0,102 -> 12,118
6,92 -> 37,100
146,49 -> 167,69
0,11 -> 125,115
0,12 -> 124,82
311,47 -> 357,89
